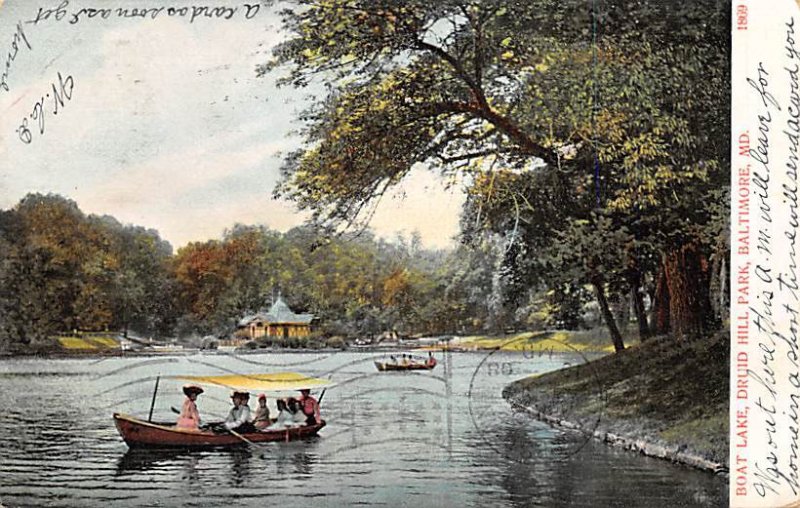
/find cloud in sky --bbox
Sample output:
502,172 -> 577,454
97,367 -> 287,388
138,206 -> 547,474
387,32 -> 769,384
0,1 -> 464,250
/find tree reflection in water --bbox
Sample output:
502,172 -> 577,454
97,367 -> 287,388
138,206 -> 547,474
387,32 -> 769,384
115,448 -> 194,476
113,440 -> 319,489
228,448 -> 252,486
268,440 -> 318,477
490,425 -> 728,508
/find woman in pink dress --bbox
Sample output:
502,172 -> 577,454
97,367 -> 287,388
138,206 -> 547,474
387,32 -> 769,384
176,384 -> 204,430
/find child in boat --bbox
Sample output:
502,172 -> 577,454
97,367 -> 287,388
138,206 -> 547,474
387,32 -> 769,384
253,393 -> 271,429
288,398 -> 308,427
176,384 -> 203,431
267,399 -> 294,430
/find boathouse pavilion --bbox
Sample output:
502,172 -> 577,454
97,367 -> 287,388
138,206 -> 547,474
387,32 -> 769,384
235,297 -> 314,340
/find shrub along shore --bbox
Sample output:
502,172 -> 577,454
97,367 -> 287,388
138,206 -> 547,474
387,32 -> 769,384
503,330 -> 729,474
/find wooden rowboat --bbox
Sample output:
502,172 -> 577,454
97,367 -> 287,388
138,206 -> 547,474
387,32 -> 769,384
113,413 -> 326,449
374,361 -> 436,372
113,371 -> 332,449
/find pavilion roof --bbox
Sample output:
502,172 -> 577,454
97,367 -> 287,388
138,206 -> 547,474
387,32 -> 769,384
238,297 -> 314,326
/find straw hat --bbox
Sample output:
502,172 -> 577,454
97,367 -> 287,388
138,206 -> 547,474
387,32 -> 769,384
182,384 -> 204,396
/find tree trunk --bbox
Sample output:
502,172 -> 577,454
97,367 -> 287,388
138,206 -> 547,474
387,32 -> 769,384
592,278 -> 625,352
718,257 -> 729,322
652,263 -> 670,335
630,283 -> 651,342
615,292 -> 630,333
663,242 -> 716,339
625,262 -> 651,342
708,247 -> 729,324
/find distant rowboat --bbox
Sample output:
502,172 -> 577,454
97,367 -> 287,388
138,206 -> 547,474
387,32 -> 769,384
374,359 -> 436,372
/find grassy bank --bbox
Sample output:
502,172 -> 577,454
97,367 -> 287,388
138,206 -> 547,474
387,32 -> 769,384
451,328 -> 636,353
56,335 -> 120,350
503,330 -> 729,471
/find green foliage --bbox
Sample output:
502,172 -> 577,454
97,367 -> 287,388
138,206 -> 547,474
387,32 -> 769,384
2,194 -> 508,348
171,222 -> 475,338
266,0 -> 727,235
261,0 -> 729,346
0,194 -> 176,351
325,336 -> 347,350
0,2 -> 731,351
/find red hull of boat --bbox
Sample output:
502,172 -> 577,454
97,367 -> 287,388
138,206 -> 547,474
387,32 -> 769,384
113,413 -> 325,449
374,361 -> 436,372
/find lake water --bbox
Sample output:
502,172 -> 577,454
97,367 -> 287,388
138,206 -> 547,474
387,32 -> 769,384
0,350 -> 727,507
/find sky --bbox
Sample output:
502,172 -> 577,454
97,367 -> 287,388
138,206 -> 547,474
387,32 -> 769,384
0,0 -> 464,249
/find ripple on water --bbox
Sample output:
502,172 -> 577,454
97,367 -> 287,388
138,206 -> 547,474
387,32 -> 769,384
0,353 -> 727,508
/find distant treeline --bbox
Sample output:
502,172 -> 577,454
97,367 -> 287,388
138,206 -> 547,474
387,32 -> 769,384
0,194 -> 569,352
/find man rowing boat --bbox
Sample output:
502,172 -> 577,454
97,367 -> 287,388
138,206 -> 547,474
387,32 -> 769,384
214,391 -> 256,434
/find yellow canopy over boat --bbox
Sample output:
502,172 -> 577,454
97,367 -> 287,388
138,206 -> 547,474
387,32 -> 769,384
175,372 -> 332,393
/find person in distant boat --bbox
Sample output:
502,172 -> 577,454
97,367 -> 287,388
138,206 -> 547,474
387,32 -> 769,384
223,391 -> 255,433
426,351 -> 437,368
253,393 -> 271,430
390,355 -> 397,364
176,384 -> 203,431
401,354 -> 409,366
267,398 -> 294,430
298,388 -> 320,425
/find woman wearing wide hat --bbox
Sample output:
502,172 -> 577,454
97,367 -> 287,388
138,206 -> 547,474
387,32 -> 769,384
176,384 -> 204,431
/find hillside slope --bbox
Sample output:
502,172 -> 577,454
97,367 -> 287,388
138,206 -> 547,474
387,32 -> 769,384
503,330 -> 729,471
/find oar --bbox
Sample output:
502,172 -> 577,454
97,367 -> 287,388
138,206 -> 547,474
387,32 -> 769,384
228,428 -> 256,446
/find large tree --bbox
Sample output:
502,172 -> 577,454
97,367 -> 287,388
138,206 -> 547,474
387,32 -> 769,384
264,0 -> 729,342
